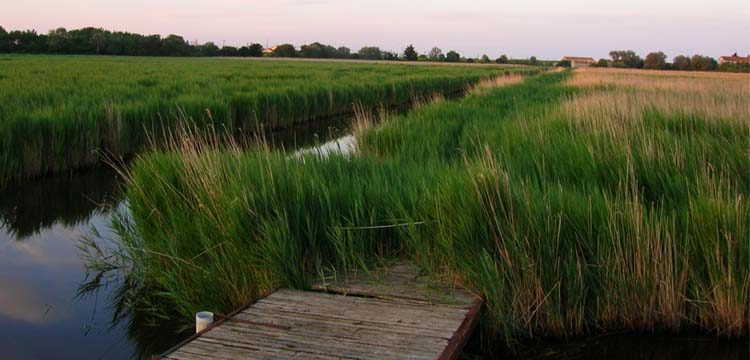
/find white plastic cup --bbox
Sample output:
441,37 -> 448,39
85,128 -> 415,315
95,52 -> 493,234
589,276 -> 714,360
195,311 -> 214,333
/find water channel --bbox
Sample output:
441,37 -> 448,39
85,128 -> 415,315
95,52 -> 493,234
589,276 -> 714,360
0,116 -> 747,359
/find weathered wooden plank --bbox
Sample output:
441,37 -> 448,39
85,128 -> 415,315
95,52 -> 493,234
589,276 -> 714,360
259,290 -> 468,325
169,340 -> 256,360
178,335 -> 354,360
217,316 -> 448,355
272,288 -> 472,313
203,324 -> 440,360
160,262 -> 483,360
253,291 -> 466,330
236,306 -> 456,339
264,290 -> 469,319
234,308 -> 451,346
438,296 -> 483,360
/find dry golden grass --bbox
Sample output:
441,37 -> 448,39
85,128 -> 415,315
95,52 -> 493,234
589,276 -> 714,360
569,67 -> 750,92
561,68 -> 750,139
554,68 -> 749,336
467,73 -> 525,94
468,69 -> 747,336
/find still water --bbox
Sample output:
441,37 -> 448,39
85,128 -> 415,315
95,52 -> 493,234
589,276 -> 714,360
0,116 -> 747,359
0,120 -> 353,359
0,167 -> 134,358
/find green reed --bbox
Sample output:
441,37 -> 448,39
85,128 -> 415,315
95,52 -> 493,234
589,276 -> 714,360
0,55 -> 508,184
103,70 -> 748,340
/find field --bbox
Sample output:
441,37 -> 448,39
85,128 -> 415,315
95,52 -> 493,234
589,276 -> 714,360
0,55 -> 510,184
98,67 -> 749,342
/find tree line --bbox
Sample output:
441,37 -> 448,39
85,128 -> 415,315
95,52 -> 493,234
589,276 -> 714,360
0,26 -> 266,57
0,25 -> 546,65
574,50 -> 748,73
15,25 -> 740,73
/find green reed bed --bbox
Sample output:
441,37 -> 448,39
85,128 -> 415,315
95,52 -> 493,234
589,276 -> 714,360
104,70 -> 749,341
0,55 -> 507,184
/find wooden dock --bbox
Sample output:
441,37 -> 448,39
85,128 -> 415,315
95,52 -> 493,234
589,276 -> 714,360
159,263 -> 482,360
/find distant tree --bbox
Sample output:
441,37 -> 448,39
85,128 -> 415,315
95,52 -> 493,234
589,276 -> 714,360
466,58 -> 475,63
644,51 -> 667,70
321,43 -> 337,58
383,51 -> 399,61
162,35 -> 192,56
65,27 -> 103,53
238,43 -> 263,57
403,44 -> 418,61
46,27 -> 69,53
529,56 -> 538,65
495,54 -> 508,64
8,30 -> 47,53
672,55 -> 691,70
335,46 -> 351,58
690,54 -> 717,71
141,34 -> 162,56
481,54 -> 491,63
445,50 -> 460,62
358,46 -> 382,60
719,62 -> 750,73
237,45 -> 250,56
0,25 -> 266,57
557,60 -> 571,68
300,42 -> 322,58
609,50 -> 624,66
300,42 -> 336,58
199,42 -> 220,56
418,54 -> 427,61
593,58 -> 609,67
220,46 -> 239,57
90,30 -> 107,54
272,44 -> 297,57
0,26 -> 8,53
103,32 -> 124,56
248,43 -> 264,57
428,47 -> 443,61
609,50 -> 643,68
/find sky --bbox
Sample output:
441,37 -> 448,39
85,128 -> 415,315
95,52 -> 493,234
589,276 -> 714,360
2,0 -> 749,59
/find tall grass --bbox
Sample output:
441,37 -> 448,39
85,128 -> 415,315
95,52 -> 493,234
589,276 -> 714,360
100,69 -> 749,341
0,55 -> 519,184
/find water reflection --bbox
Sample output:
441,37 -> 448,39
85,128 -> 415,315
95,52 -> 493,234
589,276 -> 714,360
0,168 -> 121,240
0,117 -> 353,236
76,255 -> 188,359
0,119 -> 358,359
294,135 -> 357,158
253,115 -> 352,153
0,167 -> 200,359
0,168 -> 136,359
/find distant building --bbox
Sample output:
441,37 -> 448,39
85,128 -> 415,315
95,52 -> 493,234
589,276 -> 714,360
718,53 -> 750,65
562,56 -> 595,68
263,46 -> 278,55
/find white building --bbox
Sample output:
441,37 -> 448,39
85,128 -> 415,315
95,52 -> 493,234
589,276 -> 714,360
562,56 -> 596,68
718,53 -> 750,65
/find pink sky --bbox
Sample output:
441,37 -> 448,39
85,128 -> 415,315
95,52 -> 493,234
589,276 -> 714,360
2,0 -> 749,59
